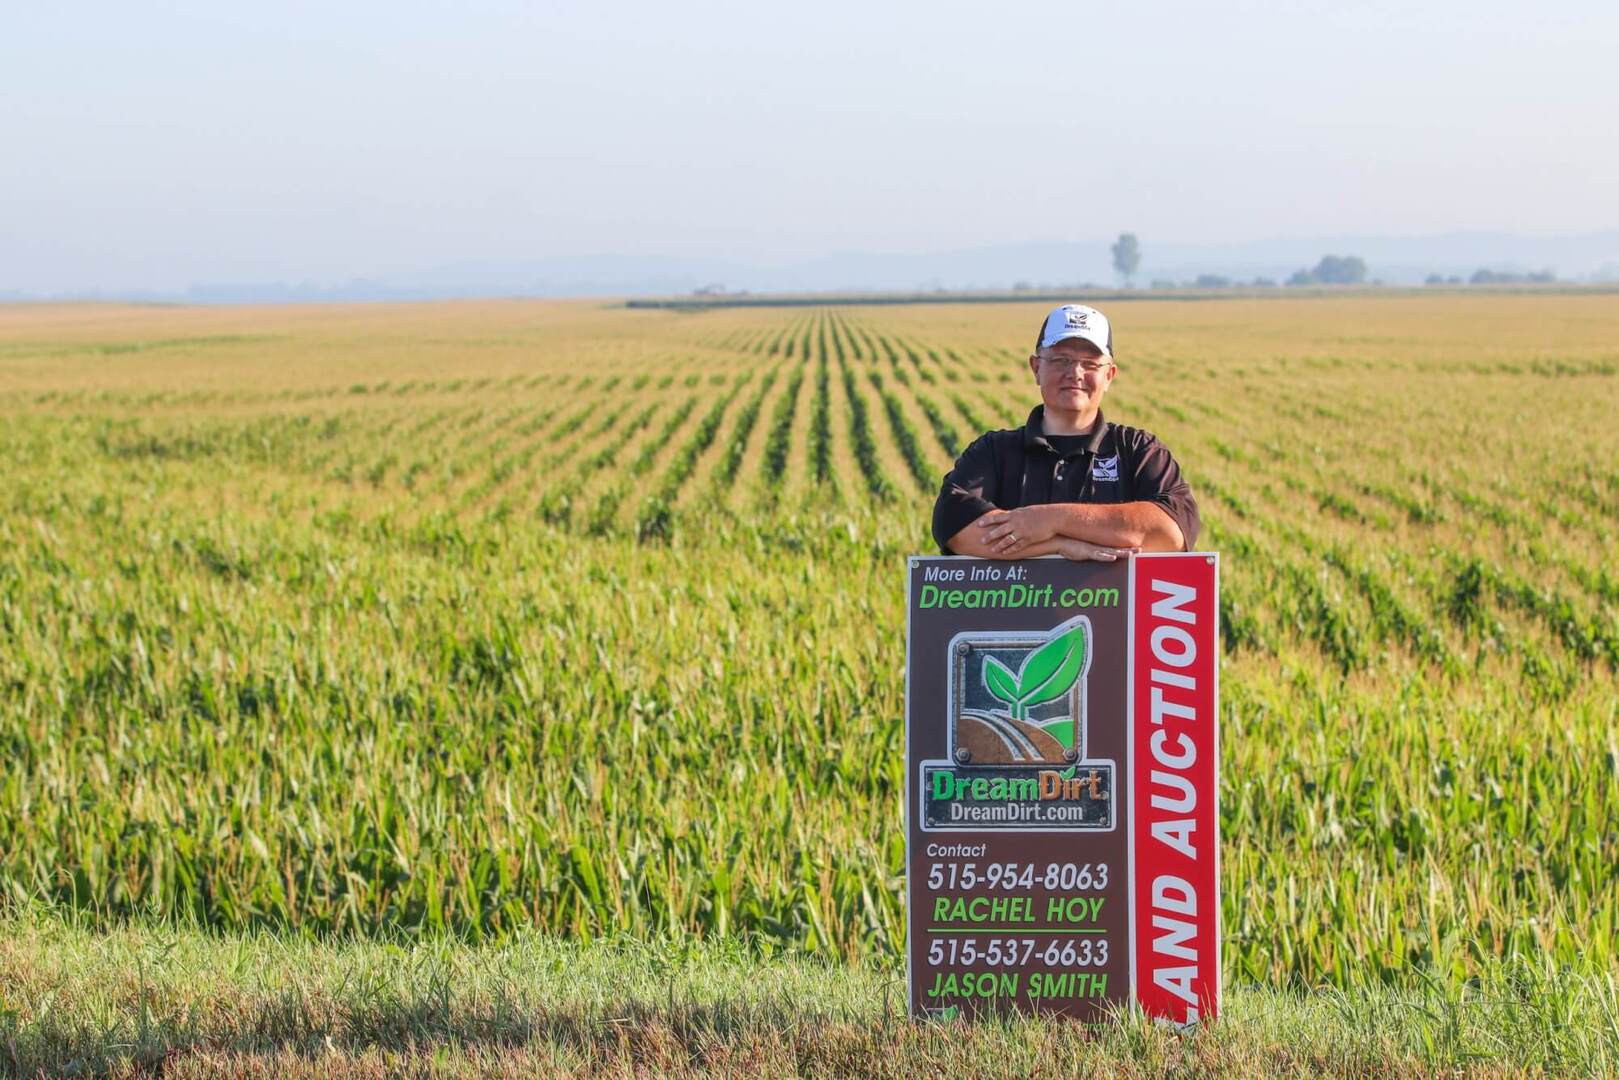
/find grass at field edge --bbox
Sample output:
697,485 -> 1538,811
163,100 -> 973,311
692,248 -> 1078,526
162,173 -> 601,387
2,911 -> 1615,1078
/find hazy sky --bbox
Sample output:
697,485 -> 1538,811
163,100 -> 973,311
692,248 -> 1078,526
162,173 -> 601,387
5,1 -> 1618,290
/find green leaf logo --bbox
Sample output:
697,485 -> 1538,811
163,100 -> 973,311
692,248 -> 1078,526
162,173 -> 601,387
981,622 -> 1088,721
1016,624 -> 1087,709
982,656 -> 1019,706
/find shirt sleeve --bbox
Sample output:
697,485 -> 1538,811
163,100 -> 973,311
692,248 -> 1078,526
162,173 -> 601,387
1128,432 -> 1201,551
931,433 -> 1001,553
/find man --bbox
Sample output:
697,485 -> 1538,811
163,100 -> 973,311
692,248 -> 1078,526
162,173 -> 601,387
931,303 -> 1199,560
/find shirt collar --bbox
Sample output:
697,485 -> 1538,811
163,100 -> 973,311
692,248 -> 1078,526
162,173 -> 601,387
1023,406 -> 1109,456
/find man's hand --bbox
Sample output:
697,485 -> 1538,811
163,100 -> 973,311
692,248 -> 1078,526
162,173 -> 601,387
976,506 -> 1057,556
1054,537 -> 1138,562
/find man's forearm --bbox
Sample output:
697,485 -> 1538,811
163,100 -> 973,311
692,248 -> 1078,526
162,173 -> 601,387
1045,502 -> 1184,551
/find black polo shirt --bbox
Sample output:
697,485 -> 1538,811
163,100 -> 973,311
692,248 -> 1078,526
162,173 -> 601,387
931,407 -> 1201,553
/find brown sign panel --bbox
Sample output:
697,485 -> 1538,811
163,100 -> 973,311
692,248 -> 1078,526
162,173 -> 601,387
905,554 -> 1220,1023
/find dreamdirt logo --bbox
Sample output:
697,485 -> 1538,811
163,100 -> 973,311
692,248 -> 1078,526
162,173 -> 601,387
953,617 -> 1089,765
921,617 -> 1115,832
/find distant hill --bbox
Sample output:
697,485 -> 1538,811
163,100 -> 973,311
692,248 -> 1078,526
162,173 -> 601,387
8,230 -> 1619,303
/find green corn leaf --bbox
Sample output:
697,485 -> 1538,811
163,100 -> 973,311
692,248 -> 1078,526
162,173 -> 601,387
982,656 -> 1018,704
1016,624 -> 1087,708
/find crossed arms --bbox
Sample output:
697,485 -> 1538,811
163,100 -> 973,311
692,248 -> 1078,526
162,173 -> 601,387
943,501 -> 1186,561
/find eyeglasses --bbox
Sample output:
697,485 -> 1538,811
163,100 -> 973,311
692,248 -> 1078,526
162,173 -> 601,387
1038,356 -> 1114,376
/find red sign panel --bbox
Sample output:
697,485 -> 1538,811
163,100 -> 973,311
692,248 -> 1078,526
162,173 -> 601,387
1129,553 -> 1221,1023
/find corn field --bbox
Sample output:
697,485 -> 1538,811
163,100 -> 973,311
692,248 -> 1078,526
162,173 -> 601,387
1,295 -> 1616,989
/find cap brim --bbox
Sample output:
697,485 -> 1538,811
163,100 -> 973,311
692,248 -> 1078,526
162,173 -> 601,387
1038,329 -> 1111,357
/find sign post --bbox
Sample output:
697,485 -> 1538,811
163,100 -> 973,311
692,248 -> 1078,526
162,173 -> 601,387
904,553 -> 1219,1024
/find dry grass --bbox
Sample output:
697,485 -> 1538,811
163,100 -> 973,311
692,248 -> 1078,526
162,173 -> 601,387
3,914 -> 1615,1078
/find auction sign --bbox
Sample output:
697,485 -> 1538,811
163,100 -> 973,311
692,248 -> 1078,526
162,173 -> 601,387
905,553 -> 1219,1024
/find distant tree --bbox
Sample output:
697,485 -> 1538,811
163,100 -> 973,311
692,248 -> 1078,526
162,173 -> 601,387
1149,279 -> 1177,290
1469,268 -> 1557,286
1111,233 -> 1141,287
1251,277 -> 1277,287
1194,274 -> 1230,288
1286,254 -> 1367,286
1425,273 -> 1445,285
1313,255 -> 1367,284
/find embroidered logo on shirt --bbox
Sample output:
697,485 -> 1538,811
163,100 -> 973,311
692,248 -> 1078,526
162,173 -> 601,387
1091,455 -> 1119,482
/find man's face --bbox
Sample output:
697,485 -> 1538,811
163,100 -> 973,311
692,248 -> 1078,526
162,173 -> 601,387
1028,338 -> 1116,415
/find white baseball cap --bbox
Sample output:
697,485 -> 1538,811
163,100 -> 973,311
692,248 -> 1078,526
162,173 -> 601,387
1035,304 -> 1113,357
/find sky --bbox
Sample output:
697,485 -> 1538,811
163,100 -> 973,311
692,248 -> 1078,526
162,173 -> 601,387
4,0 -> 1618,292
